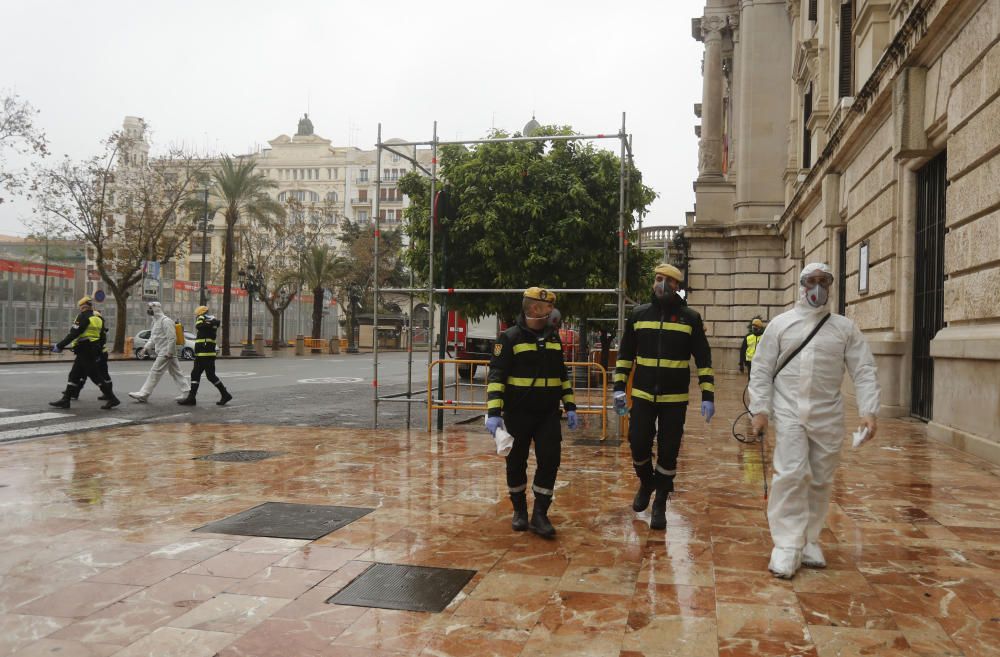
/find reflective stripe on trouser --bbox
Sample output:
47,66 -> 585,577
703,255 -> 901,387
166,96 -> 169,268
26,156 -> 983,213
627,398 -> 686,492
138,355 -> 190,396
767,419 -> 843,549
503,408 -> 562,495
191,358 -> 221,385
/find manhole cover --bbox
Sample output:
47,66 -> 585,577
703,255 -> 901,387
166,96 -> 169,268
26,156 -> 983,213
327,563 -> 476,613
572,438 -> 612,446
194,502 -> 374,540
194,450 -> 284,462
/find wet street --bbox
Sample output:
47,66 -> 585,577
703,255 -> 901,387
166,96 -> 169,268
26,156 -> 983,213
1,374 -> 999,656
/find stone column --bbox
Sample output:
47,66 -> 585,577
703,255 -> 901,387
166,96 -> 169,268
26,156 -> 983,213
698,15 -> 727,181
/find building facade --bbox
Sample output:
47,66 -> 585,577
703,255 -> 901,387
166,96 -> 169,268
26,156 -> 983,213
685,0 -> 1000,464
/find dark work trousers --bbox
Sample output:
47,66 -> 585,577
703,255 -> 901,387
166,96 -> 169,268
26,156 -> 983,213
190,358 -> 220,384
66,343 -> 104,395
628,399 -> 688,492
504,408 -> 562,496
74,350 -> 110,394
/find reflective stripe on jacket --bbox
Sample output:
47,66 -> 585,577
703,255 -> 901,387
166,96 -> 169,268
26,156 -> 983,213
486,316 -> 576,417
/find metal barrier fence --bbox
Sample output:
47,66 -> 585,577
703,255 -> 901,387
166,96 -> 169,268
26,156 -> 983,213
426,359 -> 609,437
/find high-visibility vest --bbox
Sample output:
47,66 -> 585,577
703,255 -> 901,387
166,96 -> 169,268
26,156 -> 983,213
745,333 -> 761,361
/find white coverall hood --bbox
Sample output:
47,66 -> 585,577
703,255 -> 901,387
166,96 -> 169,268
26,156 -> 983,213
797,262 -> 833,313
747,276 -> 880,557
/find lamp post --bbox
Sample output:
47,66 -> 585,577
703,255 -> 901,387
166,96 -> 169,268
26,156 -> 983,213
278,285 -> 289,348
238,263 -> 264,357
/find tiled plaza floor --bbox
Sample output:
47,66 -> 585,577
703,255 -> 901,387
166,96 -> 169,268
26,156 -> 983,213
2,374 -> 999,656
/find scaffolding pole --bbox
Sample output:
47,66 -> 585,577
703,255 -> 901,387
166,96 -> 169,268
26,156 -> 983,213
371,117 -> 632,433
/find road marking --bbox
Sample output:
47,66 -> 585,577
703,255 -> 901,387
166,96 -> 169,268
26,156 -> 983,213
0,408 -> 18,413
0,370 -> 63,375
152,412 -> 192,421
0,418 -> 131,444
297,377 -> 364,384
0,412 -> 71,427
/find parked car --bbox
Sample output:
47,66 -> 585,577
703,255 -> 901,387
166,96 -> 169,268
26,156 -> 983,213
133,330 -> 196,360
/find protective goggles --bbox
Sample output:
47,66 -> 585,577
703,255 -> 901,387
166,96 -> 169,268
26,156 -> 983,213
801,273 -> 834,288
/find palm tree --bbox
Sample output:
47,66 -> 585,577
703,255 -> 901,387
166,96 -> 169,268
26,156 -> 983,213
301,245 -> 344,342
208,156 -> 282,355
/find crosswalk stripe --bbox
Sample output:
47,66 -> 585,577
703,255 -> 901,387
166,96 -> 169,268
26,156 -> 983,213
0,408 -> 18,413
0,418 -> 131,444
0,412 -> 71,427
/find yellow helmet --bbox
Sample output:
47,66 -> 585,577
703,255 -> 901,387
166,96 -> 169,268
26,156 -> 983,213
654,263 -> 683,282
751,318 -> 764,328
77,295 -> 94,307
195,305 -> 209,316
523,287 -> 556,304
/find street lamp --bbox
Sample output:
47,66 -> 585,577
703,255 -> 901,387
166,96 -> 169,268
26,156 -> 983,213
238,262 -> 264,357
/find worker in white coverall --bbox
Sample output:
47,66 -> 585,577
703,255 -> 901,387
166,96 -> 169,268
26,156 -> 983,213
748,263 -> 880,579
129,302 -> 191,402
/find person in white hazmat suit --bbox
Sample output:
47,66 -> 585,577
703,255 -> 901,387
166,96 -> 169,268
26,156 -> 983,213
748,263 -> 880,579
129,302 -> 191,402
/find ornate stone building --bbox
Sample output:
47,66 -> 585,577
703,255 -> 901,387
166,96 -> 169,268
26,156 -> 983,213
685,0 -> 1000,464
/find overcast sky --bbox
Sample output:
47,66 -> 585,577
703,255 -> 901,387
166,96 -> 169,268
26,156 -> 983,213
1,0 -> 705,236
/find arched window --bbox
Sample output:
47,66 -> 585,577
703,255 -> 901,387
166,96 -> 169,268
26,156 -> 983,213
278,190 -> 320,203
325,191 -> 339,202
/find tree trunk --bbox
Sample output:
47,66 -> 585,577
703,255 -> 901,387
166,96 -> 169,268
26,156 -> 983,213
346,307 -> 357,351
221,221 -> 235,355
271,309 -> 281,351
114,293 -> 129,354
311,287 -> 324,339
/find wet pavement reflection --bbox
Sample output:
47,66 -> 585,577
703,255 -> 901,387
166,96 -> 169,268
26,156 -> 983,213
1,374 -> 999,656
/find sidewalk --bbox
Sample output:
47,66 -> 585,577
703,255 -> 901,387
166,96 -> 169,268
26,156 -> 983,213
1,375 -> 998,656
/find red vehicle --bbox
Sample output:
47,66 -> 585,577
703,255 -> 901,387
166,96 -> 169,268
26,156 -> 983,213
447,312 -> 578,378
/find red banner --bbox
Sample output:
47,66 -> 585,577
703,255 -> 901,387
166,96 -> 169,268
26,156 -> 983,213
173,279 -> 247,297
0,258 -> 76,280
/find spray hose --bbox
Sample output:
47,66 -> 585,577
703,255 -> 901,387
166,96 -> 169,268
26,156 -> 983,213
731,378 -> 769,501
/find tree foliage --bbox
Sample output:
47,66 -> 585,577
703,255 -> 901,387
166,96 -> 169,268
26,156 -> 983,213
33,129 -> 205,352
0,91 -> 49,205
398,126 -> 656,322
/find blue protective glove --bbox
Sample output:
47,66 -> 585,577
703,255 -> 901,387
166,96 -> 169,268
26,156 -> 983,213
485,415 -> 504,436
613,391 -> 627,416
701,401 -> 715,424
51,345 -> 61,353
566,410 -> 578,430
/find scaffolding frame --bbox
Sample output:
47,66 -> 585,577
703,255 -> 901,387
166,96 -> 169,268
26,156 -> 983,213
371,115 -> 636,430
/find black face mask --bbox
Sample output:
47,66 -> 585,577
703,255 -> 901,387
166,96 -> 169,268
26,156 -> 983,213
752,328 -> 763,335
146,308 -> 154,316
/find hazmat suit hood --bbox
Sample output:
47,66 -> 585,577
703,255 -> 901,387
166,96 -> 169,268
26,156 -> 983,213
147,301 -> 164,318
796,262 -> 833,315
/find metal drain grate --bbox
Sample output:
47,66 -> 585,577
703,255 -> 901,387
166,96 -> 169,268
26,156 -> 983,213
194,502 -> 373,540
194,450 -> 285,462
327,563 -> 476,613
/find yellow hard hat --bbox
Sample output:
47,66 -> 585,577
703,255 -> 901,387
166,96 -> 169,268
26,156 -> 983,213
752,318 -> 764,328
195,305 -> 209,316
654,263 -> 683,282
523,287 -> 556,304
77,295 -> 93,307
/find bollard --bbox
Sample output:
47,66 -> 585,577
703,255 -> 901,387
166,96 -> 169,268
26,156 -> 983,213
254,333 -> 265,353
295,335 -> 305,356
328,337 -> 340,354
125,336 -> 134,356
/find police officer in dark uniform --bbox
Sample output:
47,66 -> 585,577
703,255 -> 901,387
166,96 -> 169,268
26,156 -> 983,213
71,307 -> 114,401
177,305 -> 232,406
613,264 -> 714,530
50,296 -> 120,409
486,287 -> 578,538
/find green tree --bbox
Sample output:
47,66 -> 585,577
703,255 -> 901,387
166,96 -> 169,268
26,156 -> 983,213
397,126 -> 656,324
208,155 -> 283,355
300,244 -> 343,341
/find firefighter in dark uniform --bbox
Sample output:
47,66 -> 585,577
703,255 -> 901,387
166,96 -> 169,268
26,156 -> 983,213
486,287 -> 578,538
177,305 -> 232,406
71,308 -> 114,401
50,296 -> 120,409
739,318 -> 764,377
613,264 -> 714,530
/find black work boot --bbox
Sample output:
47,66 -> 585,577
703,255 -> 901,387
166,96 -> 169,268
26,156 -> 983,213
529,494 -> 556,539
632,483 -> 655,512
510,492 -> 529,532
650,490 -> 669,530
99,383 -> 120,410
177,382 -> 198,406
215,382 -> 232,406
49,386 -> 74,408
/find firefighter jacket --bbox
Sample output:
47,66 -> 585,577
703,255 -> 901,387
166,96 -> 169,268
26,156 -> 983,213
739,333 -> 761,367
614,293 -> 714,404
487,315 -> 577,418
194,313 -> 220,357
57,309 -> 104,351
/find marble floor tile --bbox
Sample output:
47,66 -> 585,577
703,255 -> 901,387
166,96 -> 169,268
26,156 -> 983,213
15,582 -> 142,619
0,614 -> 72,654
108,626 -> 235,657
10,638 -> 121,657
168,593 -> 289,633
